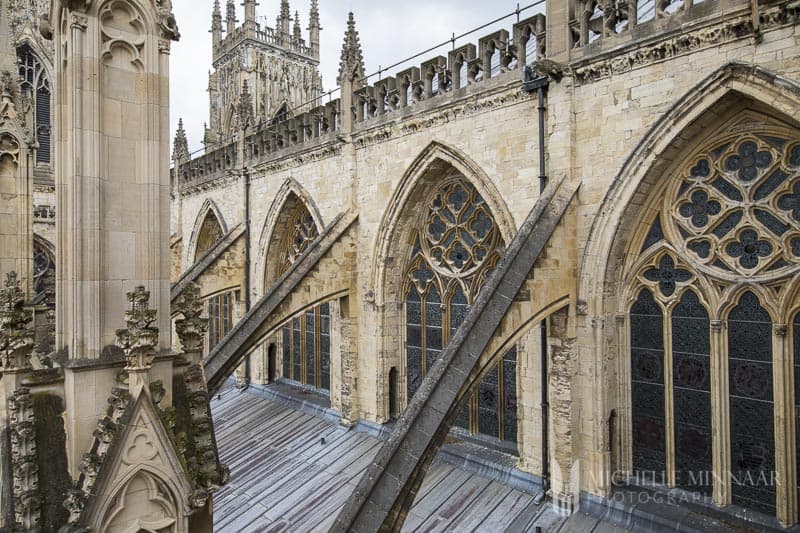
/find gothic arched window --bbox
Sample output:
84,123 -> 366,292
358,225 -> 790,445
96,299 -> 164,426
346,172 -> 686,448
403,177 -> 517,445
625,115 -> 800,520
276,202 -> 328,393
195,211 -> 224,260
32,238 -> 55,302
17,46 -> 51,165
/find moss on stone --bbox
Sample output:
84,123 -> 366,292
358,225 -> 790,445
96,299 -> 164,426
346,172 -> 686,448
32,393 -> 70,529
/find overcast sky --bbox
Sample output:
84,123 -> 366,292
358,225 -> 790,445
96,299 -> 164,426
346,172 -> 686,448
170,1 -> 545,154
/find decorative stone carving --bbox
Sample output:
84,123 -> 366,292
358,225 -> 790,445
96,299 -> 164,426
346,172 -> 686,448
115,286 -> 159,372
65,387 -> 132,525
174,283 -> 207,360
173,118 -> 189,162
0,272 -> 35,373
183,363 -> 230,501
8,387 -> 41,530
337,13 -> 365,84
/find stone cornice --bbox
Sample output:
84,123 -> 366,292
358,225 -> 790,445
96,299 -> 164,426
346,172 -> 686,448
571,2 -> 800,85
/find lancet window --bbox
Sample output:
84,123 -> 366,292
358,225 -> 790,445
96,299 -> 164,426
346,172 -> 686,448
404,177 -> 517,445
195,210 -> 224,260
275,202 -> 329,392
208,290 -> 236,350
17,46 -> 51,165
625,117 -> 800,518
281,303 -> 331,391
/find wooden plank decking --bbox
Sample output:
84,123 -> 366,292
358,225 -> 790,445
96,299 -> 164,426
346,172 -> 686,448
210,386 -> 627,532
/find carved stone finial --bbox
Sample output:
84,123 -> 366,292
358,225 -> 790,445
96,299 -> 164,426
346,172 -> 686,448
8,387 -> 40,530
293,10 -> 302,42
174,283 -> 207,360
115,286 -> 159,372
0,272 -> 35,373
173,118 -> 189,162
337,12 -> 365,85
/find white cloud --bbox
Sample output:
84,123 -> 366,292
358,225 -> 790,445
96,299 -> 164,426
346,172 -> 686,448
170,0 -> 544,154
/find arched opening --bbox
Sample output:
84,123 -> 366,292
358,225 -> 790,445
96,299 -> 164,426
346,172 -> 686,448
17,45 -> 51,167
399,175 -> 517,446
618,107 -> 799,520
194,209 -> 224,261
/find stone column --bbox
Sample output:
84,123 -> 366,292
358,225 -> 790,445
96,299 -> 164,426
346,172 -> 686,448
52,0 -> 179,474
545,0 -> 571,63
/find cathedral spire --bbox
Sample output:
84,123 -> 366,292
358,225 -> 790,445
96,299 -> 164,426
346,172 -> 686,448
211,0 -> 223,46
337,12 -> 365,86
278,0 -> 291,44
244,0 -> 258,26
293,10 -> 302,43
308,0 -> 320,59
173,118 -> 189,163
226,0 -> 237,34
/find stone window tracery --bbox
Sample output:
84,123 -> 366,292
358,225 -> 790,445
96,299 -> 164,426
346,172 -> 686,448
626,118 -> 800,520
278,205 -> 318,276
17,45 -> 51,165
403,177 -> 516,445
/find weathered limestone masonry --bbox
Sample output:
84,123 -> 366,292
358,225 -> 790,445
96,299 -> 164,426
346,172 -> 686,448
175,0 -> 800,528
0,0 -> 228,530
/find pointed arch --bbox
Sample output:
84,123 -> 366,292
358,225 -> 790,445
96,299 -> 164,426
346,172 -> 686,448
371,140 -> 516,306
580,62 -> 800,318
255,178 -> 324,293
187,198 -> 228,263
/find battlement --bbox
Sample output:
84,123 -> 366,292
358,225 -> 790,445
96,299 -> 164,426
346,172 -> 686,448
213,21 -> 314,64
176,0 -> 799,190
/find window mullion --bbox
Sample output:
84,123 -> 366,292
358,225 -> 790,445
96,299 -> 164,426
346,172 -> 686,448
664,311 -> 676,488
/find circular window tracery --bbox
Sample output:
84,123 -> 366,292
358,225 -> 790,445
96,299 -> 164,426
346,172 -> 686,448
662,131 -> 800,282
407,179 -> 504,301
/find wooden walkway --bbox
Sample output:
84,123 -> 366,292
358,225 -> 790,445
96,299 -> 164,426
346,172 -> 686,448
211,387 -> 625,532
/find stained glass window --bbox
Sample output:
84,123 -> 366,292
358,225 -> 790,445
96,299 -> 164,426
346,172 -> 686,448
627,120 -> 800,519
630,288 -> 665,476
403,177 -> 516,445
728,291 -> 775,514
794,310 -> 800,509
17,46 -> 50,165
280,303 -> 331,392
207,290 -> 235,350
672,290 -> 711,495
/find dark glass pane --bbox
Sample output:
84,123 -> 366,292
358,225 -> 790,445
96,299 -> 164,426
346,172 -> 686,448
794,311 -> 800,506
454,401 -> 470,431
320,305 -> 330,391
712,210 -> 744,239
406,297 -> 422,327
282,325 -> 291,379
641,216 -> 664,252
292,317 -> 301,382
426,286 -> 442,327
450,285 -> 468,338
407,346 -> 422,400
306,310 -> 315,386
503,347 -> 518,445
728,292 -> 775,514
753,168 -> 788,201
426,325 -> 442,352
478,364 -> 500,438
672,291 -> 712,495
425,349 -> 441,377
630,289 -> 666,475
407,324 -> 422,349
754,209 -> 790,237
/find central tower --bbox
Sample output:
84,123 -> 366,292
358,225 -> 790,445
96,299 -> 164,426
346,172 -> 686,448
206,0 -> 322,148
